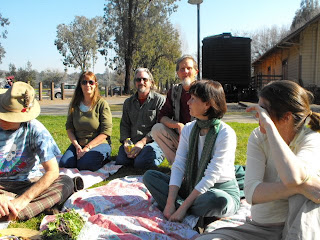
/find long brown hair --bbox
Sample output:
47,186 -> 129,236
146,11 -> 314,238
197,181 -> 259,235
68,71 -> 101,114
259,80 -> 320,131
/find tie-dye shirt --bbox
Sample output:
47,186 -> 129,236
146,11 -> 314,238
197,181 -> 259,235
0,119 -> 60,181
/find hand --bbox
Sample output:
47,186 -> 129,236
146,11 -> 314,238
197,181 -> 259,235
75,144 -> 82,159
297,175 -> 320,204
77,147 -> 89,160
127,141 -> 144,158
163,202 -> 176,220
0,194 -> 18,219
169,205 -> 188,222
246,105 -> 273,134
176,123 -> 185,135
76,145 -> 82,153
124,144 -> 132,155
8,197 -> 30,220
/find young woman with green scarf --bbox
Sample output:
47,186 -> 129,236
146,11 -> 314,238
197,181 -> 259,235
143,80 -> 240,227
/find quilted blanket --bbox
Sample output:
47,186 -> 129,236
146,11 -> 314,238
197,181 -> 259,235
40,160 -> 122,189
204,199 -> 251,233
41,176 -> 200,240
40,176 -> 252,239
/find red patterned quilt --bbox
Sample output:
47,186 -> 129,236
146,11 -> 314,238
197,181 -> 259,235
41,176 -> 200,240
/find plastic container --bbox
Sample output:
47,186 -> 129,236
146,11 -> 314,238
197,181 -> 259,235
124,138 -> 134,152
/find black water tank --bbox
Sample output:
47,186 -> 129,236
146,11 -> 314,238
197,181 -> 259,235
202,33 -> 251,88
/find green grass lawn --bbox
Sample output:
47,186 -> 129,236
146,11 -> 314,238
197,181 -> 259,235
109,104 -> 123,112
8,113 -> 258,230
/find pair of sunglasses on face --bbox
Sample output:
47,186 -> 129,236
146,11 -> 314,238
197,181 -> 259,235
81,80 -> 96,86
135,78 -> 149,82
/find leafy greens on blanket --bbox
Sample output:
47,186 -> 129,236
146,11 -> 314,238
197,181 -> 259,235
41,209 -> 85,240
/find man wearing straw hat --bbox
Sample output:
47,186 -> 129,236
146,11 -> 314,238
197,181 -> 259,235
0,82 -> 74,221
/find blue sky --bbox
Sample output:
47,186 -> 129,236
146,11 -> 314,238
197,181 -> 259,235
0,0 -> 301,74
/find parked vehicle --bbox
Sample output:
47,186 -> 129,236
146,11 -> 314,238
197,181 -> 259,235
53,84 -> 76,98
108,86 -> 122,95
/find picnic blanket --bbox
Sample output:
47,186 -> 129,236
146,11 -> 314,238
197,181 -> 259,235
0,161 -> 122,231
58,160 -> 122,189
40,176 -> 252,239
40,176 -> 200,240
40,158 -> 122,189
204,199 -> 251,233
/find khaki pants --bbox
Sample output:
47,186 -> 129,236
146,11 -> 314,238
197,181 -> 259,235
151,123 -> 179,165
196,219 -> 283,240
282,194 -> 320,240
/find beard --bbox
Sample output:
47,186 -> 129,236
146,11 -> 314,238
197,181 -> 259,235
137,85 -> 147,93
182,77 -> 192,87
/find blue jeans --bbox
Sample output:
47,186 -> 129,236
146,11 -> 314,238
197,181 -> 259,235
143,170 -> 240,218
59,143 -> 111,171
115,141 -> 164,169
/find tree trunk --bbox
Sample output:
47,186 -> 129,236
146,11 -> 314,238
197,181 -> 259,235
124,0 -> 134,95
124,57 -> 132,94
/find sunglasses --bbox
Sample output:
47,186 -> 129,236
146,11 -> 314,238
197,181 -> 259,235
81,80 -> 95,86
135,78 -> 149,82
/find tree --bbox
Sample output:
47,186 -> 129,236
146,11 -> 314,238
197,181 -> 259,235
8,63 -> 16,77
0,13 -> 10,64
234,25 -> 289,62
250,25 -> 289,61
132,20 -> 181,88
15,61 -> 37,86
38,69 -> 65,88
55,16 -> 107,72
291,0 -> 320,30
102,0 -> 179,94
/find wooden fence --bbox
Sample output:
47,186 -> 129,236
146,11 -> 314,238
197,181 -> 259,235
37,82 -> 123,101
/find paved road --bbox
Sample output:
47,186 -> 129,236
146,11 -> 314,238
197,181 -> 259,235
40,103 -> 69,116
39,96 -> 127,117
39,95 -> 320,123
39,98 -> 258,123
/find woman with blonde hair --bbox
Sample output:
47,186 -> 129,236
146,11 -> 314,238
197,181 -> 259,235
59,71 -> 112,171
197,80 -> 320,240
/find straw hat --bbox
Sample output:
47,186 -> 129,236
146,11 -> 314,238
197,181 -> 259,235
0,81 -> 40,122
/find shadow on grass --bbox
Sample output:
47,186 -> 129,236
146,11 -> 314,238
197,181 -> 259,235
107,165 -> 171,181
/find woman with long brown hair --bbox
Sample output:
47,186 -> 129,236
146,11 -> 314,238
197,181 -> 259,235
198,80 -> 320,239
59,71 -> 112,171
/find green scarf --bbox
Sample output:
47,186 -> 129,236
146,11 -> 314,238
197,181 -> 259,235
184,118 -> 221,196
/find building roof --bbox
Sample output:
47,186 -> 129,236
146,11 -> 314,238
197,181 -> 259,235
253,12 -> 320,65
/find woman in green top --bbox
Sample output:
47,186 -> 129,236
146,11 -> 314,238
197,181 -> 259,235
59,71 -> 113,171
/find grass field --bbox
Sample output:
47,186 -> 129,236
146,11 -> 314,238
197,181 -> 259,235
7,114 -> 258,230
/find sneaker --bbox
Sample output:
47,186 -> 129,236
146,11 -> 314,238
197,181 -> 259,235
73,176 -> 84,192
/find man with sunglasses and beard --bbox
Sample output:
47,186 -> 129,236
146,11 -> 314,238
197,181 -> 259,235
151,55 -> 199,165
115,68 -> 165,169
